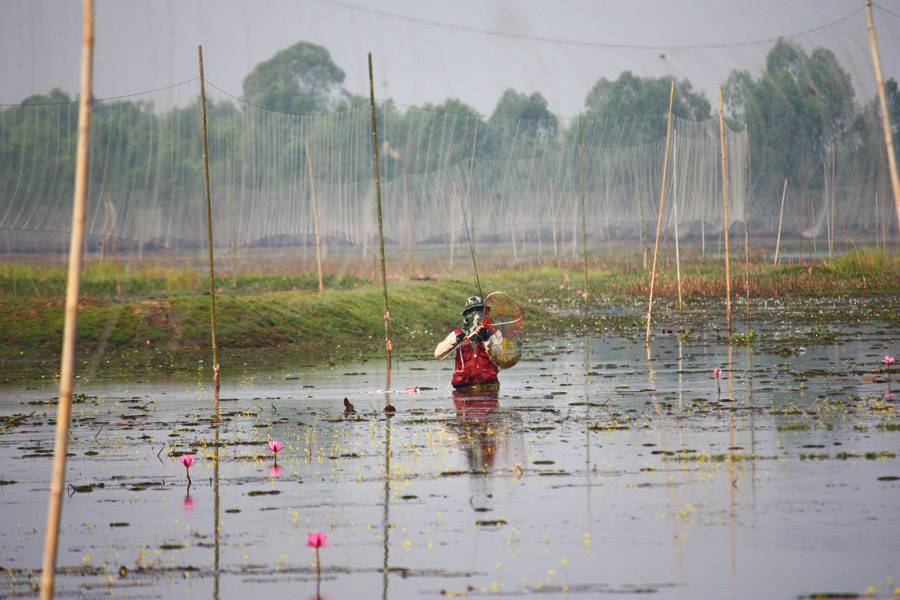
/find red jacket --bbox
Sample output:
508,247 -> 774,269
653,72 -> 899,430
451,327 -> 499,388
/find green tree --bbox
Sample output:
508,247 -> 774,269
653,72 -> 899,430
243,41 -> 345,114
490,89 -> 557,142
583,71 -> 711,145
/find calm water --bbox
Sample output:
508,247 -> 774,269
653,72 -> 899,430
1,299 -> 899,599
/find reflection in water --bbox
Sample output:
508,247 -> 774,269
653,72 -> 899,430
182,492 -> 194,514
452,389 -> 500,470
269,463 -> 283,478
213,389 -> 221,600
382,382 -> 393,600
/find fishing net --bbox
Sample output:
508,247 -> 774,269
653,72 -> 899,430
483,292 -> 524,369
0,3 -> 899,297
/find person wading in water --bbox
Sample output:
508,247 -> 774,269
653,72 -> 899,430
434,295 -> 502,390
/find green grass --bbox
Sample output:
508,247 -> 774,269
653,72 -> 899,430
1,248 -> 898,377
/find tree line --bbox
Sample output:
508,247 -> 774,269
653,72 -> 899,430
1,38 -> 897,234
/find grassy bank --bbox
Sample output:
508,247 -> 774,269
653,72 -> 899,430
1,250 -> 898,379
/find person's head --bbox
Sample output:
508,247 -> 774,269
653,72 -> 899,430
462,295 -> 484,316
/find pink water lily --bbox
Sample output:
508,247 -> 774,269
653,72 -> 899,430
306,532 -> 332,580
713,368 -> 722,395
306,532 -> 332,548
180,454 -> 196,485
268,440 -> 284,465
882,356 -> 896,388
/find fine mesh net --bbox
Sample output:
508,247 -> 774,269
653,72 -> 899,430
484,292 -> 524,369
0,3 -> 898,291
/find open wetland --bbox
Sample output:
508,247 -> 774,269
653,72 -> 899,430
2,296 -> 899,599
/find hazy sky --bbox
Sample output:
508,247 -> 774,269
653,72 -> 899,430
2,0 -> 898,118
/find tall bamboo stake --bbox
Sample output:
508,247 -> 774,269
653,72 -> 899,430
831,134 -> 835,255
306,140 -> 324,291
744,126 -> 751,326
551,181 -> 558,258
866,0 -> 900,236
824,160 -> 831,257
198,46 -> 219,393
368,53 -> 391,372
579,116 -> 589,303
718,87 -> 732,332
645,81 -> 675,344
798,170 -> 804,265
41,1 -> 93,597
401,151 -> 414,279
673,129 -> 683,312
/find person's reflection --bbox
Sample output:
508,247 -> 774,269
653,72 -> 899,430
452,388 -> 501,470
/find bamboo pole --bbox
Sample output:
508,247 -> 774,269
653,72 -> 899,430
744,126 -> 751,326
673,129 -> 682,312
401,151 -> 414,279
865,0 -> 900,236
368,53 -> 391,372
798,170 -> 804,265
198,46 -> 219,393
551,181 -> 558,258
579,116 -> 589,303
645,81 -> 675,345
306,140 -> 324,291
824,160 -> 831,257
718,87 -> 732,332
41,1 -> 93,597
831,134 -> 835,257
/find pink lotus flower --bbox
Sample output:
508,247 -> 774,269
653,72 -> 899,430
306,532 -> 332,549
180,454 -> 196,485
883,356 -> 896,387
713,368 -> 722,395
306,532 -> 332,580
268,440 -> 284,466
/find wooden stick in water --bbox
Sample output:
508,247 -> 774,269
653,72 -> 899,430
42,1 -> 93,597
645,81 -> 675,345
718,87 -> 732,333
368,52 -> 391,373
198,45 -> 219,393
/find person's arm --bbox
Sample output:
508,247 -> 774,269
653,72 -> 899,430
434,329 -> 463,358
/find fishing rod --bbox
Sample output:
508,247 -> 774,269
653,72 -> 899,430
462,117 -> 484,299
